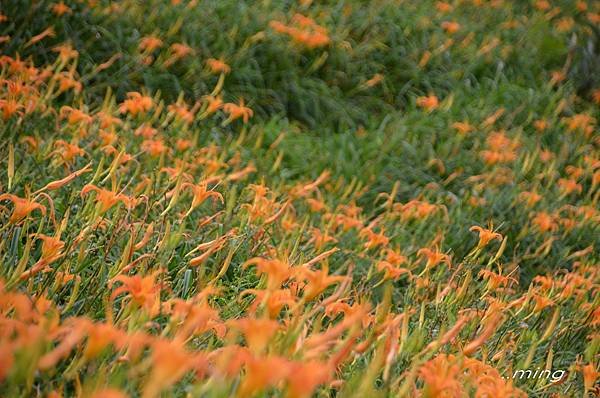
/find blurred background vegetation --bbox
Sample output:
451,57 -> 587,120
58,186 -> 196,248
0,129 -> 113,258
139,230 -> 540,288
4,0 -> 597,129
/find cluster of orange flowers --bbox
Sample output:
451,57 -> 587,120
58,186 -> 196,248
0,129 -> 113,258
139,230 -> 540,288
418,354 -> 526,397
270,14 -> 331,49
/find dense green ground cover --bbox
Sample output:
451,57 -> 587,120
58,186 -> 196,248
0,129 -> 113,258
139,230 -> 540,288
0,1 -> 598,397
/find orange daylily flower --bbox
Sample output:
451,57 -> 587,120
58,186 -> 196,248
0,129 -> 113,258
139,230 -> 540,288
132,222 -> 155,252
564,114 -> 595,136
469,225 -> 502,249
229,317 -> 280,353
142,339 -> 200,398
377,261 -> 411,281
592,89 -> 600,105
55,72 -> 82,93
206,58 -> 231,74
338,203 -> 362,218
269,14 -> 330,49
462,311 -> 503,356
223,99 -> 254,123
53,43 -> 79,63
518,191 -> 542,207
182,181 -> 224,216
81,184 -> 135,213
582,363 -> 599,394
119,92 -> 153,116
244,257 -> 292,290
554,17 -> 574,33
99,129 -> 118,146
419,354 -> 525,397
532,294 -> 554,312
141,139 -> 169,157
211,345 -> 252,378
53,140 -> 86,165
281,213 -> 299,232
248,183 -> 269,199
308,227 -> 337,250
534,0 -> 550,11
291,14 -> 316,29
385,248 -> 408,266
51,2 -> 72,16
96,111 -> 123,129
418,354 -> 464,396
167,102 -> 195,124
170,43 -> 194,58
325,300 -> 356,318
305,198 -> 327,212
286,360 -> 333,398
83,322 -> 121,359
289,170 -> 330,198
135,124 -> 158,138
202,94 -> 224,115
102,146 -> 133,165
37,319 -> 88,370
532,275 -> 554,291
329,212 -> 363,231
359,227 -> 389,250
139,36 -> 163,53
168,297 -> 224,340
34,233 -> 65,264
441,21 -> 460,34
302,303 -> 369,354
175,138 -> 192,151
557,178 -> 582,195
480,131 -> 519,165
533,119 -> 547,132
111,272 -> 162,316
478,269 -> 517,290
59,106 -> 93,125
0,194 -> 47,223
531,211 -> 558,233
238,355 -> 290,397
19,233 -> 66,281
161,165 -> 193,182
565,165 -> 584,179
435,2 -> 452,12
241,288 -> 296,318
417,247 -> 451,273
576,1 -> 587,11
296,267 -> 347,301
416,95 -> 439,111
0,99 -> 23,120
452,121 -> 474,134
90,389 -> 129,398
549,70 -> 566,85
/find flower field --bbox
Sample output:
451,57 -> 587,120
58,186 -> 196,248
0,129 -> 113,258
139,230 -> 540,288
0,0 -> 599,397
